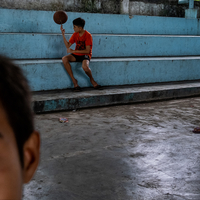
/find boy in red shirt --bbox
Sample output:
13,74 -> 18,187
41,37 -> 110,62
61,17 -> 102,91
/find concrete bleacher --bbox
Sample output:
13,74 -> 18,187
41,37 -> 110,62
0,8 -> 200,112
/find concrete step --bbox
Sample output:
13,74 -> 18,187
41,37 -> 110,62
2,33 -> 200,59
16,56 -> 200,91
32,81 -> 200,113
1,8 -> 200,35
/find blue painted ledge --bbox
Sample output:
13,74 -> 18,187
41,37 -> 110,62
15,57 -> 200,91
1,34 -> 200,59
0,8 -> 200,35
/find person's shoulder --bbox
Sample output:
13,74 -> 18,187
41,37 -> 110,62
70,32 -> 78,40
85,30 -> 92,36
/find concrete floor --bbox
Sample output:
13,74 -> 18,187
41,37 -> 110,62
23,97 -> 200,200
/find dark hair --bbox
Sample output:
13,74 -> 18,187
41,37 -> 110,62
73,17 -> 85,28
0,55 -> 34,167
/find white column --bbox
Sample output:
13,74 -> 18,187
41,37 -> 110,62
189,0 -> 194,9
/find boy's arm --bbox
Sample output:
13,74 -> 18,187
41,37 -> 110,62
60,25 -> 72,49
67,45 -> 90,54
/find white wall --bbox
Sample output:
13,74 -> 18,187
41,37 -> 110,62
129,1 -> 164,16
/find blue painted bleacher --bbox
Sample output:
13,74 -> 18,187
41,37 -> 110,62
0,8 -> 200,91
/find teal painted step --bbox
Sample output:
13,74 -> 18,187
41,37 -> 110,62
1,8 -> 200,35
1,33 -> 200,59
16,56 -> 200,92
32,81 -> 200,113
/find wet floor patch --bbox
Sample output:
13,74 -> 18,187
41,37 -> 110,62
24,97 -> 200,200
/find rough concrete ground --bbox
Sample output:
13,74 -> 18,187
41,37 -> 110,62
23,97 -> 200,200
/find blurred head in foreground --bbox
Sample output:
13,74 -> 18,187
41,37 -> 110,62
0,55 -> 40,199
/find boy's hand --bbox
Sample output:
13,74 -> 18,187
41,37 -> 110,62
67,48 -> 74,53
60,25 -> 65,35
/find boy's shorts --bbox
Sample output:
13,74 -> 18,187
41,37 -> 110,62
71,54 -> 90,62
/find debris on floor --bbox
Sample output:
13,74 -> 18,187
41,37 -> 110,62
193,127 -> 200,133
59,118 -> 68,123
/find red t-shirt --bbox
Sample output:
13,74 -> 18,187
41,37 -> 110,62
69,30 -> 93,59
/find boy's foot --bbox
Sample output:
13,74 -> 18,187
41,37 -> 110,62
94,85 -> 103,90
73,86 -> 82,92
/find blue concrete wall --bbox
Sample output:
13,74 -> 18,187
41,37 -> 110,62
1,8 -> 200,35
16,58 -> 200,91
1,33 -> 200,59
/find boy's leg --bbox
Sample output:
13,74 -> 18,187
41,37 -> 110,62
62,55 -> 79,88
82,60 -> 98,87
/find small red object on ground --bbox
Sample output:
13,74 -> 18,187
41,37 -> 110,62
53,10 -> 68,25
59,118 -> 68,123
193,127 -> 200,133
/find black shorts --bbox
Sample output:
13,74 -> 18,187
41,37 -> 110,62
71,54 -> 90,62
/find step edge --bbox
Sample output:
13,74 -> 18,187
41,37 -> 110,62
14,56 -> 200,64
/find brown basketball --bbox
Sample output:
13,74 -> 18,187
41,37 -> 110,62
53,10 -> 68,24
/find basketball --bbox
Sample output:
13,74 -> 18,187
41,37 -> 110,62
53,10 -> 68,25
